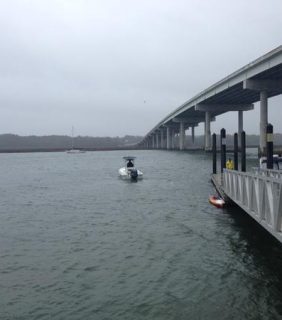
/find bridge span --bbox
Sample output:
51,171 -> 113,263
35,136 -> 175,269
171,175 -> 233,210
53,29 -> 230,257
139,46 -> 282,155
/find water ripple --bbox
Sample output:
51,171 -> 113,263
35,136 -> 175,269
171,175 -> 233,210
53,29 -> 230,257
1,151 -> 282,319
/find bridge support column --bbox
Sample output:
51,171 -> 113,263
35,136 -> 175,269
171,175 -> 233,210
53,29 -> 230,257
166,127 -> 171,149
205,111 -> 211,151
161,129 -> 164,149
179,122 -> 185,150
170,128 -> 174,149
196,102 -> 253,150
171,129 -> 175,149
152,135 -> 155,148
243,79 -> 280,156
260,90 -> 268,155
155,133 -> 159,149
191,126 -> 195,145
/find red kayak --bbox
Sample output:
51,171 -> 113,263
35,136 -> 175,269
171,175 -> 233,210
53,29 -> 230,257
209,195 -> 225,208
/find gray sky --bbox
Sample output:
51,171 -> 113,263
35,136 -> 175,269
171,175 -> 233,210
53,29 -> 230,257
0,0 -> 281,137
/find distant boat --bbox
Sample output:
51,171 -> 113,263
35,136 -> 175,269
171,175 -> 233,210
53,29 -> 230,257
66,126 -> 86,154
67,149 -> 86,154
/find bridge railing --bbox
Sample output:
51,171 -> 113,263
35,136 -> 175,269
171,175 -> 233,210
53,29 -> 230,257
223,169 -> 282,240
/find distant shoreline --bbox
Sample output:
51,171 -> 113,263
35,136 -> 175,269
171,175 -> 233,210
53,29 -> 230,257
0,147 -> 139,153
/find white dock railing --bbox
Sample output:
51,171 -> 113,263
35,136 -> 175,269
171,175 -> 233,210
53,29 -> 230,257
223,168 -> 282,243
251,167 -> 282,179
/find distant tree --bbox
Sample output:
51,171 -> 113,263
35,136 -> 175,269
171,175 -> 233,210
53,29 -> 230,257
0,134 -> 144,151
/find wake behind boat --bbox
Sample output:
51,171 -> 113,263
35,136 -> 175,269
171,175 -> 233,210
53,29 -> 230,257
119,156 -> 143,181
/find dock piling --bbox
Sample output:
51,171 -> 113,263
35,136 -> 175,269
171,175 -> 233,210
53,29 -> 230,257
212,133 -> 217,174
266,123 -> 273,169
220,128 -> 226,173
241,131 -> 246,172
234,133 -> 238,170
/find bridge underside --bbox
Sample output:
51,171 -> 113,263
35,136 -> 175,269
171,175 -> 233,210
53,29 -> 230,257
140,46 -> 282,153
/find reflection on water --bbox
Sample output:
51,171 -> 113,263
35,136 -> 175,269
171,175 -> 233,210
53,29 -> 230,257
0,150 -> 281,320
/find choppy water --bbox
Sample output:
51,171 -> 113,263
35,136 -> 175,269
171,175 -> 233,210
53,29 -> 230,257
1,150 -> 282,320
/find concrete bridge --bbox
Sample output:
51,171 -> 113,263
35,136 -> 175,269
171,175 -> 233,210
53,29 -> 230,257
138,46 -> 282,155
138,46 -> 282,244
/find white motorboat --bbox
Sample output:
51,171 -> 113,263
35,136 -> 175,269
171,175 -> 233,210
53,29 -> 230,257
118,156 -> 143,181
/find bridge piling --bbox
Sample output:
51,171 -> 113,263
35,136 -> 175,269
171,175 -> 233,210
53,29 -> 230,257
205,111 -> 211,151
260,90 -> 268,155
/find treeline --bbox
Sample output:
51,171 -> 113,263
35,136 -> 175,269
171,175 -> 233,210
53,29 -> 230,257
1,133 -> 282,152
187,134 -> 282,146
0,134 -> 143,151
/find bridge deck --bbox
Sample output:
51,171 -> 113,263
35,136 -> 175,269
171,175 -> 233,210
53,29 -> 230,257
141,46 -> 282,146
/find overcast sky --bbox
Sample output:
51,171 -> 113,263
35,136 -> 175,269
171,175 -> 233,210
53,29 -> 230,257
0,0 -> 281,137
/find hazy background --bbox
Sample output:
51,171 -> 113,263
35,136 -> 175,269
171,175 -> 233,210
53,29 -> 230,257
0,0 -> 281,137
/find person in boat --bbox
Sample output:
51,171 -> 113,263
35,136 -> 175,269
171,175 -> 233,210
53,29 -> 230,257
127,160 -> 134,168
226,158 -> 234,170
